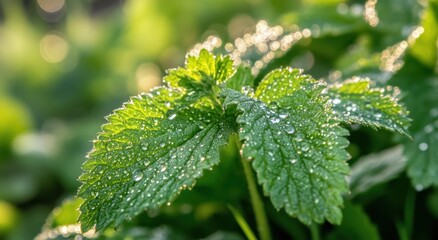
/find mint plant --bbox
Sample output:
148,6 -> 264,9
77,49 -> 410,239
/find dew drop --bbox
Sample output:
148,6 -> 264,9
160,143 -> 166,148
268,151 -> 274,157
314,198 -> 319,204
132,170 -> 144,182
241,86 -> 255,97
332,98 -> 341,105
424,124 -> 433,133
161,166 -> 167,172
415,184 -> 424,191
285,126 -> 295,134
200,156 -> 206,161
290,159 -> 297,164
301,143 -> 310,152
430,107 -> 438,117
168,113 -> 177,120
271,118 -> 280,124
419,142 -> 428,151
141,143 -> 149,151
279,113 -> 289,119
374,113 -> 382,118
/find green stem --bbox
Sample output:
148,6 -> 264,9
310,224 -> 320,240
228,205 -> 257,240
240,153 -> 272,240
396,188 -> 416,240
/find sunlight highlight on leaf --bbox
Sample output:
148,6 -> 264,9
222,72 -> 350,225
326,77 -> 410,135
78,87 -> 234,231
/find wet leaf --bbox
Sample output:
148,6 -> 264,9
392,1 -> 438,191
78,87 -> 233,231
165,49 -> 234,92
221,68 -> 350,225
326,78 -> 410,136
406,119 -> 438,191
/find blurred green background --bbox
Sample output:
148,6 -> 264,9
1,0 -> 438,239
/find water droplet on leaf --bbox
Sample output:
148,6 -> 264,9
168,113 -> 177,120
241,86 -> 255,97
419,142 -> 428,151
301,143 -> 310,152
424,124 -> 433,133
279,113 -> 289,119
285,126 -> 295,134
132,170 -> 144,181
332,98 -> 341,105
141,143 -> 149,151
271,118 -> 280,124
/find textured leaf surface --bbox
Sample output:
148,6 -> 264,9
78,87 -> 233,231
406,118 -> 438,190
222,68 -> 350,225
326,78 -> 410,135
392,1 -> 438,191
165,49 -> 234,91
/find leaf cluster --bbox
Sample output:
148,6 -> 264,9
77,49 -> 410,232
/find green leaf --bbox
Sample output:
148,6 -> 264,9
388,1 -> 438,191
349,145 -> 406,197
406,120 -> 438,190
221,68 -> 350,225
226,66 -> 254,91
326,78 -> 410,135
97,226 -> 188,240
326,201 -> 381,240
78,87 -> 234,232
165,49 -> 234,92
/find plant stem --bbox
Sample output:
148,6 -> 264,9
240,154 -> 272,240
397,187 -> 416,240
310,224 -> 320,240
228,205 -> 257,240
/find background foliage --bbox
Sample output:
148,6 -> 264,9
0,0 -> 437,239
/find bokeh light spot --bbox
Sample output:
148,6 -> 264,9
37,0 -> 65,13
39,34 -> 69,63
136,63 -> 162,93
